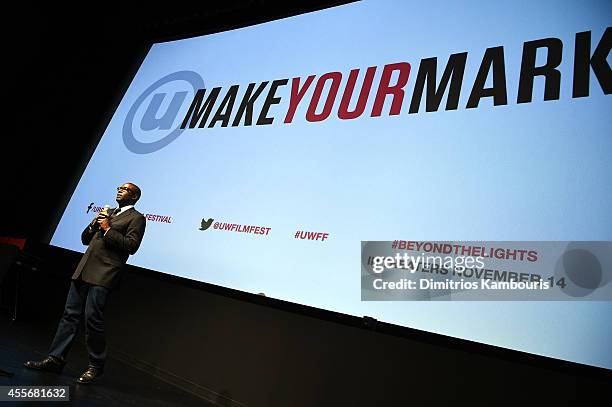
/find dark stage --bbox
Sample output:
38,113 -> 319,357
0,317 -> 212,407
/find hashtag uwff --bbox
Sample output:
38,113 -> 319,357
294,231 -> 330,241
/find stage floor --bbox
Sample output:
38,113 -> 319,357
0,315 -> 213,407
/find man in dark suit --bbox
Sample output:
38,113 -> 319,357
24,182 -> 146,384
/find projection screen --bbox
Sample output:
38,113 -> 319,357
51,0 -> 612,369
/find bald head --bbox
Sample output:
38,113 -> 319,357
116,182 -> 142,206
126,183 -> 141,202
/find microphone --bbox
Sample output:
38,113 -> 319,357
90,204 -> 111,229
100,204 -> 112,218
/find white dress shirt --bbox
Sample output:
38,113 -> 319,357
103,205 -> 135,235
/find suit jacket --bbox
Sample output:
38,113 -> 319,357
72,207 -> 146,288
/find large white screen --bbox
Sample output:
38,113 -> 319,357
52,0 -> 612,369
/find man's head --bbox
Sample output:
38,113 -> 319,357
115,182 -> 141,207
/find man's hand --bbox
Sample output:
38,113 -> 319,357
97,216 -> 111,231
89,212 -> 106,228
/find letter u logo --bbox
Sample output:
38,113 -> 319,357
140,92 -> 188,130
123,71 -> 205,154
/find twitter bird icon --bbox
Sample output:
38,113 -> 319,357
199,218 -> 214,231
